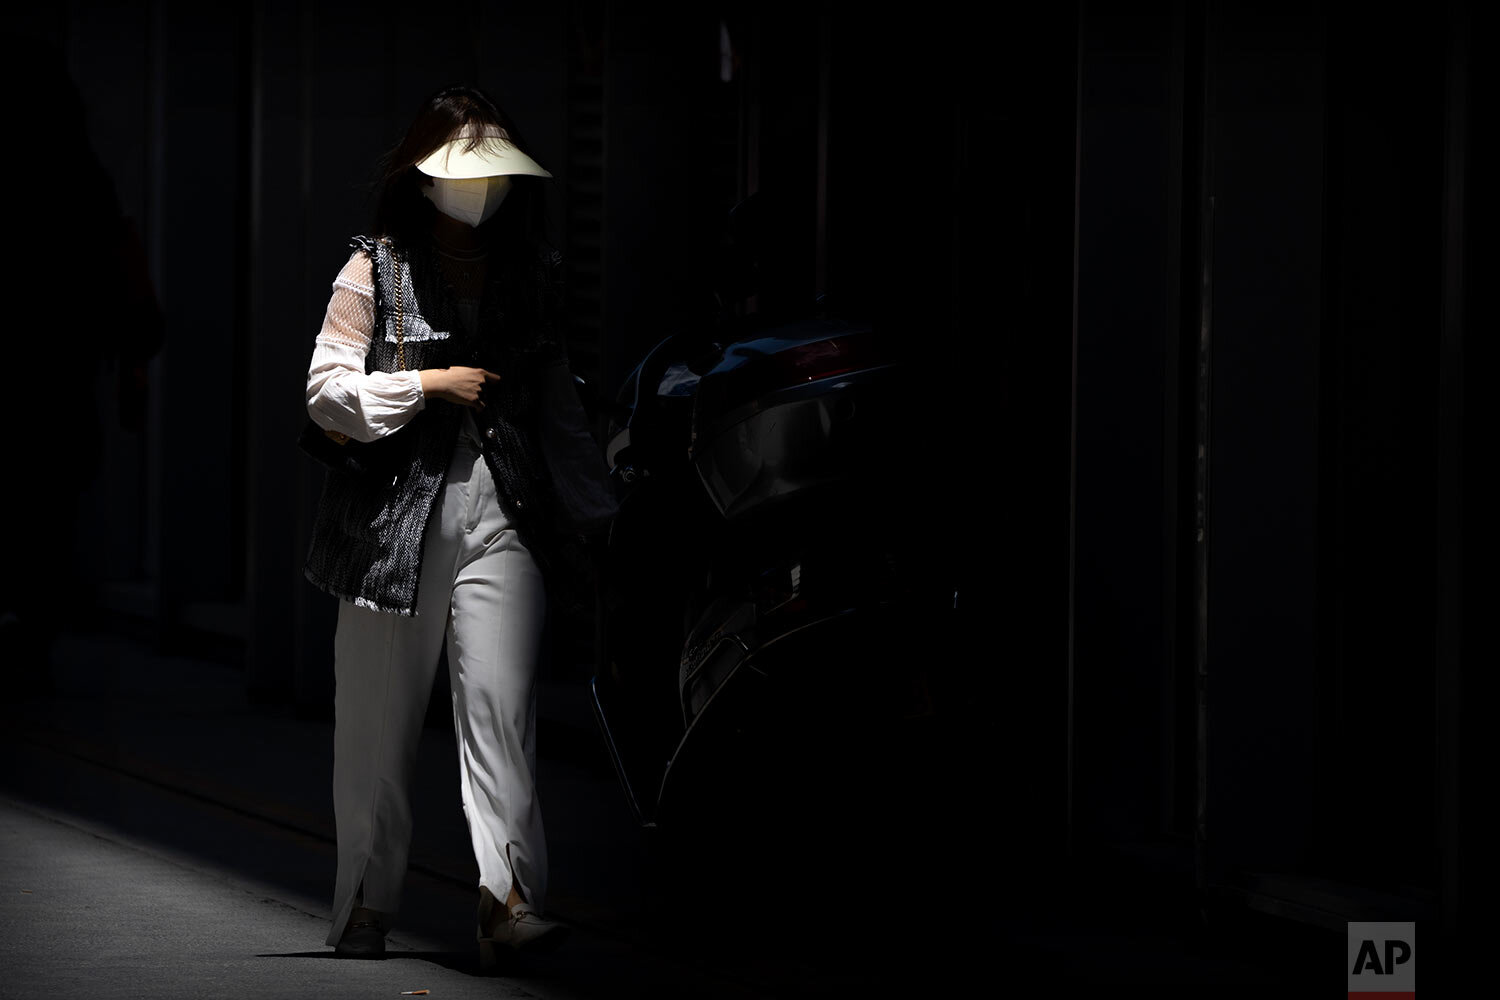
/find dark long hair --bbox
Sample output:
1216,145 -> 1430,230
371,86 -> 557,356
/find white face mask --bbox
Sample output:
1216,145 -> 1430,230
420,174 -> 514,228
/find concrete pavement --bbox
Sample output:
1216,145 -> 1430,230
0,623 -> 962,999
2,792 -> 541,1000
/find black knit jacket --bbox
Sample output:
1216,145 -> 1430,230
303,234 -> 580,617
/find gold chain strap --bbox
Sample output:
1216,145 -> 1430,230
384,237 -> 406,372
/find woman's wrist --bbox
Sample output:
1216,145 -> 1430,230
419,369 -> 444,396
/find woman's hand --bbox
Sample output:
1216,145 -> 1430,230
420,366 -> 501,409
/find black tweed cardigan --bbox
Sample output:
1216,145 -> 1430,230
303,234 -> 584,617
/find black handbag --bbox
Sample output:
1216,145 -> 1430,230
297,418 -> 415,480
298,239 -> 414,481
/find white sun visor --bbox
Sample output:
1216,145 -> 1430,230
415,124 -> 553,179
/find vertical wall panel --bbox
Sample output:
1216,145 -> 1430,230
156,0 -> 246,633
70,1 -> 156,593
1072,1 -> 1174,847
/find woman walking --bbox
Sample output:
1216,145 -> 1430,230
301,85 -> 617,967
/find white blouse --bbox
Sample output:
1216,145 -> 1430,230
305,252 -> 425,443
305,250 -> 620,532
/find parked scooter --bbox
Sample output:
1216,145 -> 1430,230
583,196 -> 959,836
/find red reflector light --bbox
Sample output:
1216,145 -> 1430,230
774,334 -> 890,384
717,332 -> 895,413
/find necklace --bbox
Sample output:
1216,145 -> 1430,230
433,244 -> 488,290
433,239 -> 487,259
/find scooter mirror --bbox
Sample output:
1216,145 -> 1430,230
577,372 -> 630,426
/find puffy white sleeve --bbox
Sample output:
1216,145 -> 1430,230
305,251 -> 426,442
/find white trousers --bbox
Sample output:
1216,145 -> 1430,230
325,416 -> 549,946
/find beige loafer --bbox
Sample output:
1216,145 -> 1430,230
477,888 -> 569,969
